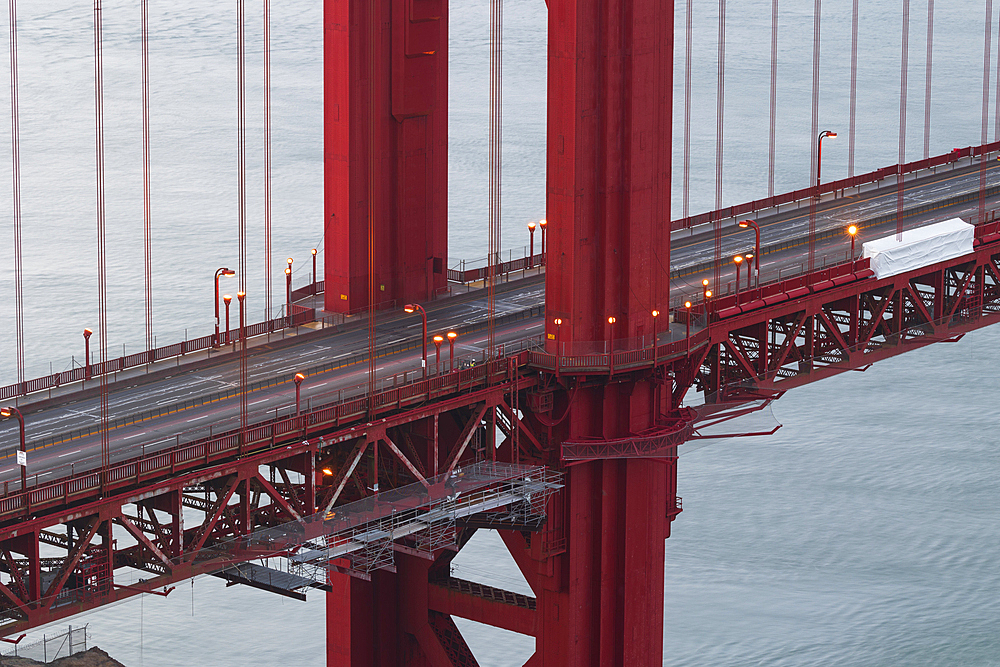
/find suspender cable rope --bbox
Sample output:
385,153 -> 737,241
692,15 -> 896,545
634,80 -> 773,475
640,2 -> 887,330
366,0 -> 376,415
141,0 -> 153,351
848,0 -> 859,176
237,0 -> 248,437
807,0 -> 820,274
682,0 -> 692,217
8,0 -> 23,387
768,0 -> 777,198
487,0 -> 503,368
980,0 -> 992,226
263,0 -> 272,319
898,0 -> 910,240
713,0 -> 725,289
923,0 -> 934,159
93,0 -> 110,484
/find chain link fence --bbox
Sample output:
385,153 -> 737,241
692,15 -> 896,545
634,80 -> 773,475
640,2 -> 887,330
1,625 -> 88,664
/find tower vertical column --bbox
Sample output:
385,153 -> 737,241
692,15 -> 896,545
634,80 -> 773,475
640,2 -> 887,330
538,0 -> 674,662
324,0 -> 449,314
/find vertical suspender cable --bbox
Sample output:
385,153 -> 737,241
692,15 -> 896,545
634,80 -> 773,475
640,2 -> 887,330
923,0 -> 934,159
141,0 -> 153,351
996,8 -> 1000,141
713,0 -> 725,288
487,0 -> 503,364
237,0 -> 248,435
848,0 -> 858,177
808,0 -> 820,273
980,0 -> 992,226
367,0 -> 376,410
8,0 -> 23,387
93,0 -> 110,483
263,0 -> 272,318
768,0 -> 777,197
682,0 -> 692,217
897,0 -> 910,240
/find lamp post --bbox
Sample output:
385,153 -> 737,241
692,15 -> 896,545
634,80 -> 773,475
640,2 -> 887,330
447,331 -> 458,371
684,301 -> 692,343
737,220 -> 760,287
704,289 -> 713,319
743,253 -> 754,291
817,130 -> 838,187
848,225 -> 859,260
651,309 -> 660,347
527,221 -> 536,269
607,315 -> 616,352
0,406 -> 26,492
404,304 -> 428,377
214,267 -> 235,347
539,218 -> 547,262
284,267 -> 292,324
433,335 -> 444,375
733,255 -> 744,296
237,292 -> 246,347
223,295 -> 232,347
294,373 -> 305,415
701,279 -> 710,314
311,249 -> 318,294
83,328 -> 93,380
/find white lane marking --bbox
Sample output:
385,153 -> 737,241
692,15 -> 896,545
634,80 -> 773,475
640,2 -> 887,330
186,414 -> 211,422
0,468 -> 11,474
249,399 -> 269,406
38,472 -> 52,477
123,433 -> 145,439
58,450 -> 83,458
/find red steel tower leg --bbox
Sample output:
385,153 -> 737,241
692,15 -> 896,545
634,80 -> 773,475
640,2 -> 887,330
324,0 -> 448,314
539,0 -> 674,661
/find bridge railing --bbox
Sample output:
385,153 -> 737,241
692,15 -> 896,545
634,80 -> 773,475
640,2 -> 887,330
0,291 -> 322,403
671,139 -> 1000,231
0,346 -> 538,520
448,250 -> 545,284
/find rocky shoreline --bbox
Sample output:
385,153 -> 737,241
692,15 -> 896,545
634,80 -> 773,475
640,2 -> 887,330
0,648 -> 125,666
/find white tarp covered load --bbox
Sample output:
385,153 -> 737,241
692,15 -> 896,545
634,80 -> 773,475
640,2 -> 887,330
861,217 -> 975,279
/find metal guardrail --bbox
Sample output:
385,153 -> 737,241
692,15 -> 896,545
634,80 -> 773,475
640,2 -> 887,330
671,139 -> 1000,231
11,305 -> 545,454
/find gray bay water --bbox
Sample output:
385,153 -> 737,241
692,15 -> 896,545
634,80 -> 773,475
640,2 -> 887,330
0,1 -> 998,665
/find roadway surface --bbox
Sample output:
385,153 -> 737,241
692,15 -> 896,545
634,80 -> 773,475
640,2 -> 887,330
2,159 -> 1000,488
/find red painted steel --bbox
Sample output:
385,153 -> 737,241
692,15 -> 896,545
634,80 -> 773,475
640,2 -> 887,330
323,0 -> 448,314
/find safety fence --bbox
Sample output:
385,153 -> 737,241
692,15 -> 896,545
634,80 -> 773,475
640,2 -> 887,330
1,625 -> 88,663
671,139 -> 1000,231
448,251 -> 545,283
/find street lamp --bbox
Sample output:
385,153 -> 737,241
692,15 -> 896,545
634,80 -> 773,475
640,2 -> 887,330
83,328 -> 93,380
743,253 -> 754,291
447,331 -> 458,371
237,292 -> 246,348
404,304 -> 428,377
1,406 -> 27,492
848,224 -> 859,260
294,373 -> 305,415
433,335 -> 444,375
817,130 -> 838,187
683,301 -> 692,342
539,218 -> 547,262
607,315 -> 616,349
552,317 -> 563,357
311,249 -> 318,294
733,255 -> 744,296
651,309 -> 660,347
737,220 -> 760,287
527,221 -> 536,269
214,267 -> 235,347
285,267 -> 292,323
223,295 -> 232,347
704,289 -> 713,319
